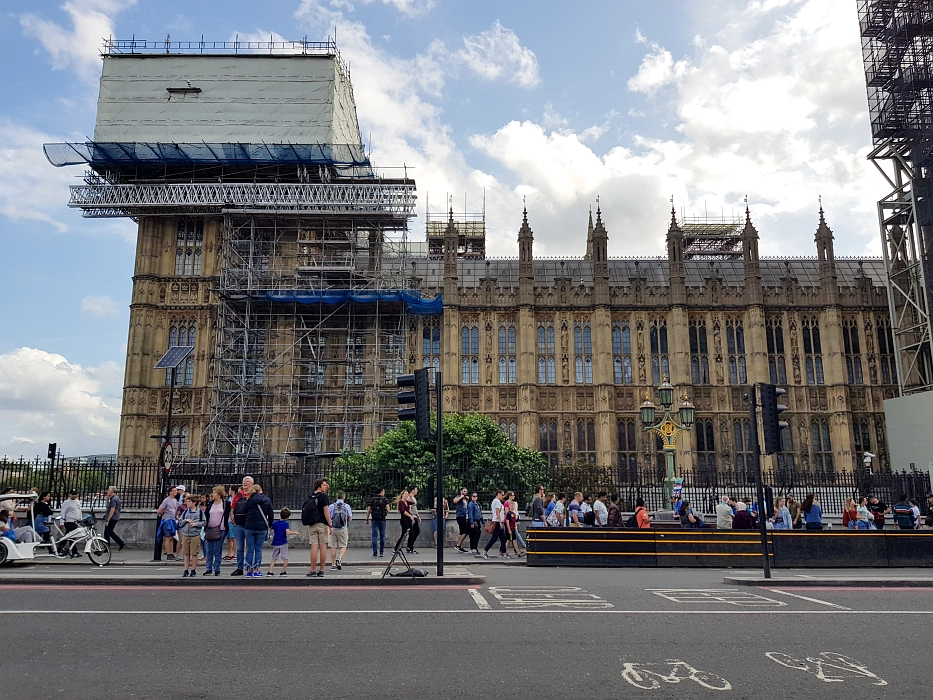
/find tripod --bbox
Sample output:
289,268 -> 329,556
381,530 -> 418,581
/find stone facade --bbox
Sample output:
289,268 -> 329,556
118,206 -> 896,475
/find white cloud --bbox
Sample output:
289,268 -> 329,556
472,0 -> 881,257
455,20 -> 540,89
80,294 -> 122,318
0,348 -> 122,458
362,0 -> 435,16
20,0 -> 136,85
627,43 -> 692,94
0,121 -> 76,233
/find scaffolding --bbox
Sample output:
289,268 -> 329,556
426,205 -> 486,259
860,0 -> 933,393
204,212 -> 419,460
45,39 -> 426,465
681,216 -> 744,260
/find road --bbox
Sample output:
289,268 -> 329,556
2,563 -> 928,699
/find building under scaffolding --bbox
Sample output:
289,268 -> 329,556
45,38 -> 422,465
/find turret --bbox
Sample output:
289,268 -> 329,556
666,206 -> 686,305
518,204 -> 534,306
742,204 -> 762,304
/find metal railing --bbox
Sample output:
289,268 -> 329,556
2,457 -> 929,515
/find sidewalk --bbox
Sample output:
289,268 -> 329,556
17,546 -> 524,568
725,575 -> 933,588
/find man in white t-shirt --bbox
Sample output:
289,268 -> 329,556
481,489 -> 509,558
592,492 -> 609,527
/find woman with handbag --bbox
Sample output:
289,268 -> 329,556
242,484 -> 274,578
397,490 -> 414,551
202,486 -> 229,576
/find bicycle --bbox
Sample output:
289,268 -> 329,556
620,659 -> 732,690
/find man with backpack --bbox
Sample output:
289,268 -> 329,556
366,488 -> 390,557
893,494 -> 916,530
301,479 -> 332,578
328,491 -> 352,570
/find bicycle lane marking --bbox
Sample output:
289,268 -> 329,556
766,652 -> 887,685
646,588 -> 786,607
766,589 -> 851,610
619,659 -> 732,691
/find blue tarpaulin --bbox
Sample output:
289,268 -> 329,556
256,289 -> 443,315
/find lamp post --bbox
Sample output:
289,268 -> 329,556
640,379 -> 695,508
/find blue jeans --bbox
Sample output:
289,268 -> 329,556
233,524 -> 247,571
203,537 -> 224,573
371,519 -> 386,555
484,523 -> 507,553
244,529 -> 267,569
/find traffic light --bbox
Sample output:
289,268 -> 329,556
760,383 -> 788,455
47,443 -> 57,461
397,368 -> 431,440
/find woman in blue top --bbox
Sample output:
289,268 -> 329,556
801,493 -> 823,531
467,492 -> 484,555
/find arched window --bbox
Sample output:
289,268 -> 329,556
537,322 -> 556,384
498,322 -> 516,384
811,419 -> 833,473
617,418 -> 637,477
175,219 -> 204,276
574,321 -> 593,384
461,324 -> 480,384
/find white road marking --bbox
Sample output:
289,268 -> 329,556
766,651 -> 886,685
621,660 -> 732,691
767,588 -> 851,610
647,588 -> 785,607
0,609 -> 929,615
469,589 -> 491,609
488,586 -> 613,609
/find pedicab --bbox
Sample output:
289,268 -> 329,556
0,492 -> 111,566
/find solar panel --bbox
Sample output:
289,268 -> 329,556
155,345 -> 194,369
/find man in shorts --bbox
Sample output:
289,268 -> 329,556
304,479 -> 332,578
328,491 -> 352,570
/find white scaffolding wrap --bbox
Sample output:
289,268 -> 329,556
94,54 -> 364,146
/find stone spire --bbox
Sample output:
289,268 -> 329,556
741,201 -> 762,304
518,202 -> 534,305
592,200 -> 609,304
585,207 -> 594,260
815,199 -> 837,297
443,207 -> 459,304
666,203 -> 686,305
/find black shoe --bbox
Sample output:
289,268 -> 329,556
166,554 -> 176,561
231,569 -> 244,576
183,570 -> 189,577
202,570 -> 212,576
316,571 -> 324,577
406,549 -> 419,555
214,571 -> 220,576
306,571 -> 316,577
117,543 -> 125,552
336,558 -> 342,570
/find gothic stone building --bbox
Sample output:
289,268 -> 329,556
118,202 -> 895,476
408,205 -> 895,476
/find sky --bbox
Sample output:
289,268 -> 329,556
0,0 -> 884,458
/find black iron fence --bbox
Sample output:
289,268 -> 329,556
2,456 -> 929,516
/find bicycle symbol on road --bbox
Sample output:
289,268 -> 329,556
766,652 -> 887,686
620,659 -> 732,690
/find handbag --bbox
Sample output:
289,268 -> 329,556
483,520 -> 496,534
204,525 -> 223,541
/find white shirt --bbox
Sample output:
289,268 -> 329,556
592,500 -> 608,526
912,505 -> 921,528
59,499 -> 83,523
491,498 -> 504,523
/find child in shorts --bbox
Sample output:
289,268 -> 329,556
268,507 -> 297,576
178,495 -> 205,577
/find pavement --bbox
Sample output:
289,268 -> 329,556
2,564 -> 930,699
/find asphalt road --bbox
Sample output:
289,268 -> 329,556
3,564 -> 929,699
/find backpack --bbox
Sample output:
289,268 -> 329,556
624,513 -> 638,528
583,510 -> 596,526
301,493 -> 321,526
331,502 -> 348,529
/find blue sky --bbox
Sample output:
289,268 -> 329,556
0,0 -> 880,456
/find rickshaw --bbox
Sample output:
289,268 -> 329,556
0,492 -> 111,566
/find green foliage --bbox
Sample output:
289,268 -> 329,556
330,413 -> 548,508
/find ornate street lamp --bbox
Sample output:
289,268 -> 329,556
641,379 -> 695,508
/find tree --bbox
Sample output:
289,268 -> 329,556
329,413 -> 548,508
